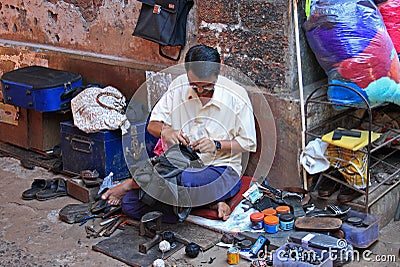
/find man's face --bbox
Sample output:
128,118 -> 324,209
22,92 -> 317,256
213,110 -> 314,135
187,69 -> 218,98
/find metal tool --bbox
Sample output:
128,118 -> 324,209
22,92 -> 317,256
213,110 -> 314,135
101,206 -> 122,219
99,216 -> 118,226
84,215 -> 126,238
332,129 -> 361,140
138,211 -> 163,254
103,216 -> 126,237
79,214 -> 101,226
125,211 -> 191,254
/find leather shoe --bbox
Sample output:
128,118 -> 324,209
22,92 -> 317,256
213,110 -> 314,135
318,179 -> 339,197
337,186 -> 362,203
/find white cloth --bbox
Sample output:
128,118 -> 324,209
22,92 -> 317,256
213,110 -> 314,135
300,138 -> 330,174
150,74 -> 257,175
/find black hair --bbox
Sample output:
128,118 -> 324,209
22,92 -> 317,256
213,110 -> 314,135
184,45 -> 221,78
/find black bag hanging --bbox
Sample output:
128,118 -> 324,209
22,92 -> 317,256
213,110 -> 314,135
132,0 -> 194,60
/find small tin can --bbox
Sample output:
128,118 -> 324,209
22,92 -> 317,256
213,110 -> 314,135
263,215 -> 279,234
227,247 -> 240,265
250,212 -> 265,230
262,208 -> 277,217
279,213 -> 294,230
276,205 -> 290,217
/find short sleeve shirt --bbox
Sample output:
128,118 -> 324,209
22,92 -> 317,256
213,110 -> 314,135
150,74 -> 257,175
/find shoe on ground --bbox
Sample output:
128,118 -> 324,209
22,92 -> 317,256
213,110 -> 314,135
22,179 -> 53,200
35,178 -> 67,201
318,178 -> 339,197
337,186 -> 363,203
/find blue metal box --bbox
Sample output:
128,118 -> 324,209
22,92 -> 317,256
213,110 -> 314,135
1,66 -> 82,112
60,121 -> 130,181
60,120 -> 158,181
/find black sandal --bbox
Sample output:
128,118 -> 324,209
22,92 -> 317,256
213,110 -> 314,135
22,179 -> 53,200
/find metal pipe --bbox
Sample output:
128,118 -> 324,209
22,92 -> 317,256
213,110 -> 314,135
0,38 -> 167,72
293,0 -> 308,190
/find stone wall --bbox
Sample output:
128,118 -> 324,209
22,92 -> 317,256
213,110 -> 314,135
196,0 -> 294,94
0,0 -> 173,64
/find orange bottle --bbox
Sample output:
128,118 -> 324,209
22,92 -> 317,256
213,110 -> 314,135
262,208 -> 277,217
276,205 -> 290,216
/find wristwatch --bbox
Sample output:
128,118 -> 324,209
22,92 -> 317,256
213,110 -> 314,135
214,140 -> 222,151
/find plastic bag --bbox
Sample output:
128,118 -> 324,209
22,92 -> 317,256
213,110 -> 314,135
303,0 -> 400,106
71,85 -> 130,134
377,0 -> 400,53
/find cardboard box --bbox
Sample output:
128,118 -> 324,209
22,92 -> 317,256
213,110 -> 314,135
0,106 -> 28,148
29,110 -> 71,151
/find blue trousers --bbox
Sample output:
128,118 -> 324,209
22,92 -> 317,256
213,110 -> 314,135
122,166 -> 241,223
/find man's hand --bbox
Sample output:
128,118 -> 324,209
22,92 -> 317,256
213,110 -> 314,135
190,137 -> 216,154
161,126 -> 190,146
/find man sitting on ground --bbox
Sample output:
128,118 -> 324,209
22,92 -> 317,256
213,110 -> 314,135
102,44 -> 256,222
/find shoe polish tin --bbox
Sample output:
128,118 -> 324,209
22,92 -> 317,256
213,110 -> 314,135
263,215 -> 279,234
262,208 -> 276,217
227,247 -> 240,265
250,212 -> 265,230
276,205 -> 290,217
279,213 -> 294,230
238,239 -> 253,250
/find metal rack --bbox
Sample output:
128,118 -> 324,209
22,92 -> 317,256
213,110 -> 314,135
305,84 -> 400,213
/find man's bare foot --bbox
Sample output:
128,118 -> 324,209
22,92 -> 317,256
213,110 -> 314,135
210,201 -> 231,221
101,179 -> 139,205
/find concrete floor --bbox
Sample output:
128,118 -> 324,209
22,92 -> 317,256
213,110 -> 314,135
0,155 -> 399,267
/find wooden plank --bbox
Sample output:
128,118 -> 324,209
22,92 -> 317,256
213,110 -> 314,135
92,226 -> 184,267
163,221 -> 221,251
0,141 -> 63,172
295,217 -> 342,231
